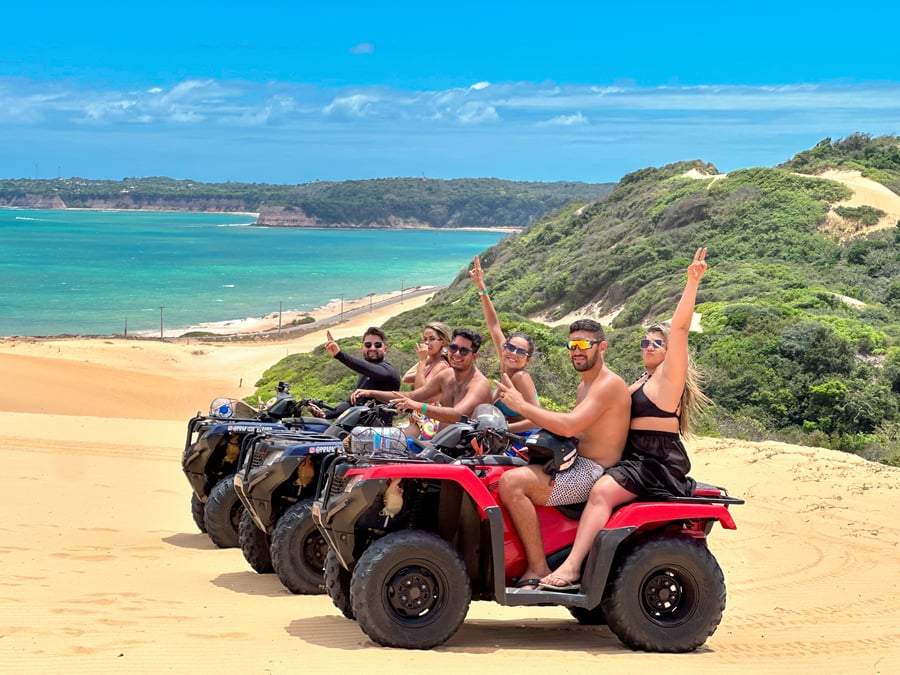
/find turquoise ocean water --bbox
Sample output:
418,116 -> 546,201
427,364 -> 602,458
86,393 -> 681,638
0,208 -> 507,337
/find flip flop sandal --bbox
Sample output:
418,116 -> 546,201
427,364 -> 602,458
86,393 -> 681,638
537,574 -> 580,592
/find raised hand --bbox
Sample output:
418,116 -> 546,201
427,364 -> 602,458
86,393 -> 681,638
324,329 -> 340,356
415,341 -> 430,362
495,373 -> 526,413
468,255 -> 485,289
688,247 -> 708,282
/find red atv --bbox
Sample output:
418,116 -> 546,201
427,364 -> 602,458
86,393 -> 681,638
311,405 -> 742,652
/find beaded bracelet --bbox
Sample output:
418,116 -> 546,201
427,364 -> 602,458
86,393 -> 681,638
479,289 -> 489,296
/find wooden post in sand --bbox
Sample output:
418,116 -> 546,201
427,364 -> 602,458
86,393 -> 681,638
159,307 -> 164,339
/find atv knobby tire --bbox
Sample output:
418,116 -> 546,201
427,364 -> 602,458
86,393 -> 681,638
238,508 -> 273,574
191,492 -> 207,534
204,475 -> 243,549
350,530 -> 470,649
324,549 -> 354,620
270,499 -> 326,594
601,534 -> 725,652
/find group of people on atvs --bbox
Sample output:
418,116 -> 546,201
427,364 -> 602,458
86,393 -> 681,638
181,248 -> 742,652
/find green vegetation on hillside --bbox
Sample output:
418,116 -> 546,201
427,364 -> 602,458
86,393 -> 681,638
0,176 -> 615,229
250,134 -> 900,467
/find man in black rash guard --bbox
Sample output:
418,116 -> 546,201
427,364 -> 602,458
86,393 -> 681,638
309,326 -> 401,422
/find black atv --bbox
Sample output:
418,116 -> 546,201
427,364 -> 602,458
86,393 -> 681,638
180,382 -> 332,548
233,399 -> 407,591
312,405 -> 743,652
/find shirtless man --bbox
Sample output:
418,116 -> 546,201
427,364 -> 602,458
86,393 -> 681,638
493,319 -> 630,590
352,327 -> 493,425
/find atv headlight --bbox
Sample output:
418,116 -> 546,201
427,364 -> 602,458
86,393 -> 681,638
262,449 -> 285,467
343,473 -> 365,493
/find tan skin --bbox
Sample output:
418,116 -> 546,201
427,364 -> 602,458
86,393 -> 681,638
401,326 -> 450,389
538,247 -> 708,589
469,255 -> 540,433
353,333 -> 493,425
493,329 -> 630,589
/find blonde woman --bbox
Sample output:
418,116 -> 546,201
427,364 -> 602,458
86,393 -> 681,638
539,247 -> 712,591
402,321 -> 451,439
469,255 -> 539,434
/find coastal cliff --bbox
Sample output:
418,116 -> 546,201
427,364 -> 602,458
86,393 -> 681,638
254,204 -> 430,228
2,193 -> 66,209
0,194 -> 250,212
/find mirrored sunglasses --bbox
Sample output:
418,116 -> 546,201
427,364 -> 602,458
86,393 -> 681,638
567,339 -> 601,351
503,342 -> 529,357
364,341 -> 384,348
447,343 -> 473,356
640,339 -> 665,350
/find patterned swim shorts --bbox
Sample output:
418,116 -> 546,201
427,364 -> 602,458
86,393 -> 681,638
544,455 -> 605,506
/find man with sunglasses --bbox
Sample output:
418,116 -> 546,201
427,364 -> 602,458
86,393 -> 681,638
493,319 -> 630,591
353,327 -> 493,428
309,326 -> 400,422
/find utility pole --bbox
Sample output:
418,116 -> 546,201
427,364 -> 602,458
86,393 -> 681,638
279,301 -> 283,331
340,295 -> 344,321
159,306 -> 164,339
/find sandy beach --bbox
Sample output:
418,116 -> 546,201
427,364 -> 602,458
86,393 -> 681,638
1,289 -> 899,673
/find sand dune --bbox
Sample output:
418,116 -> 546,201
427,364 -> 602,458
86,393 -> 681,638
1,293 -> 899,673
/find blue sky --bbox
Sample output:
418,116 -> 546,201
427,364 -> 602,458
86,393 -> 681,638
2,1 -> 898,185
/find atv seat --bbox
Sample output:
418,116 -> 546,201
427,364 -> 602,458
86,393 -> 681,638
552,480 -> 742,520
458,455 -> 527,467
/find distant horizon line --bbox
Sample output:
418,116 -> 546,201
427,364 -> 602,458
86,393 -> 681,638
1,174 -> 620,187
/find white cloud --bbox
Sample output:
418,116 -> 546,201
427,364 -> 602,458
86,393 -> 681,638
469,81 -> 490,91
322,94 -> 379,118
349,42 -> 375,55
456,102 -> 499,124
541,112 -> 588,126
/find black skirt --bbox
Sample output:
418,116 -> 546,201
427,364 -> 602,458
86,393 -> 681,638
606,429 -> 695,499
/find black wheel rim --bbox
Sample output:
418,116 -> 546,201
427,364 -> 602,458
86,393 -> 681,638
640,567 -> 695,625
384,564 -> 443,622
303,532 -> 328,570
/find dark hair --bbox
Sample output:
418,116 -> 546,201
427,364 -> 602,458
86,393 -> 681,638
569,319 -> 605,341
508,330 -> 535,356
364,326 -> 386,342
452,327 -> 483,353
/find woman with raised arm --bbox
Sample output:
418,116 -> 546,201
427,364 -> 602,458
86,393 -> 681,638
469,255 -> 540,434
401,321 -> 451,438
538,247 -> 712,591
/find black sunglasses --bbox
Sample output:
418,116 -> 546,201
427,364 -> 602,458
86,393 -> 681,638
364,341 -> 384,348
640,339 -> 665,350
503,342 -> 529,357
447,343 -> 474,356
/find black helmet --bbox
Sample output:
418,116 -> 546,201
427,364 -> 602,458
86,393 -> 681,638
525,429 -> 578,475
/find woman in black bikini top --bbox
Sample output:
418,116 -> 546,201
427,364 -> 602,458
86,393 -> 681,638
537,247 -> 712,592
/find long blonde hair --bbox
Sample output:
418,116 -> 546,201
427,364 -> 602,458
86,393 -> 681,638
648,323 -> 711,437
